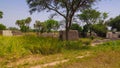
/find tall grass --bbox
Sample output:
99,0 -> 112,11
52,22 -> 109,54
23,36 -> 62,55
92,40 -> 120,53
0,36 -> 62,59
0,35 -> 85,59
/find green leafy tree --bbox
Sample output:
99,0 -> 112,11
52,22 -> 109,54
70,23 -> 82,32
15,20 -> 25,32
0,11 -> 3,19
26,0 -> 99,40
91,23 -> 107,37
15,17 -> 32,32
78,9 -> 101,25
108,15 -> 120,31
34,20 -> 45,34
0,24 -> 6,30
45,19 -> 59,32
8,27 -> 19,30
78,9 -> 108,36
25,17 -> 32,29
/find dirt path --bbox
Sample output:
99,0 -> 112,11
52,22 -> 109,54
91,39 -> 111,46
30,53 -> 90,68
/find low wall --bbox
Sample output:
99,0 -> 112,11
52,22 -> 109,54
59,30 -> 79,40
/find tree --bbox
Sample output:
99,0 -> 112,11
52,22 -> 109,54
26,0 -> 99,40
91,23 -> 107,37
108,15 -> 120,31
0,11 -> 3,19
34,20 -> 45,34
0,24 -> 6,30
15,20 -> 25,32
78,9 -> 101,25
45,19 -> 59,32
78,9 -> 108,36
25,17 -> 32,29
70,23 -> 82,32
15,17 -> 32,32
8,27 -> 19,30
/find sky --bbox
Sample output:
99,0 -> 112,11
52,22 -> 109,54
0,0 -> 120,28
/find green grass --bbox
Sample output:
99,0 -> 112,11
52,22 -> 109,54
0,35 -> 64,59
1,35 -> 120,68
51,40 -> 120,68
0,35 -> 85,67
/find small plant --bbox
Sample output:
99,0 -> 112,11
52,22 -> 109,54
90,36 -> 95,40
79,38 -> 92,46
63,40 -> 82,50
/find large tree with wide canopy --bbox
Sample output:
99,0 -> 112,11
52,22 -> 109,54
26,0 -> 100,40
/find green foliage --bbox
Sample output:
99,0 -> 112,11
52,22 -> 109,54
93,40 -> 120,53
27,0 -> 99,40
15,17 -> 32,32
0,24 -> 6,30
8,27 -> 19,30
63,41 -> 82,50
45,19 -> 59,32
78,9 -> 101,24
79,9 -> 108,37
70,23 -> 82,32
91,24 -> 107,37
34,20 -> 46,33
108,15 -> 120,31
81,24 -> 91,37
0,35 -> 91,59
0,11 -> 3,18
0,36 -> 62,58
0,36 -> 29,59
24,36 -> 62,55
79,38 -> 92,45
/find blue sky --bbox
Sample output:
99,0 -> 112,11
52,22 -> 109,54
0,0 -> 120,28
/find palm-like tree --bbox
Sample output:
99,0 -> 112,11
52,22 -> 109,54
25,17 -> 31,27
15,17 -> 32,32
25,17 -> 32,32
34,20 -> 45,35
0,11 -> 3,19
15,20 -> 25,32
15,20 -> 23,27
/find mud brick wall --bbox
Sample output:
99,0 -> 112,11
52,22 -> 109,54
40,32 -> 59,38
12,30 -> 22,36
59,30 -> 79,40
0,30 -> 2,35
106,32 -> 120,39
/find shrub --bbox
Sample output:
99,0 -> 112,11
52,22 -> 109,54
70,23 -> 82,32
91,24 -> 107,37
79,38 -> 92,46
63,41 -> 82,50
0,24 -> 6,30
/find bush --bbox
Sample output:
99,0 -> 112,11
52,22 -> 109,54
0,24 -> 6,30
108,15 -> 120,31
79,38 -> 92,46
91,24 -> 107,37
63,41 -> 82,50
70,23 -> 82,32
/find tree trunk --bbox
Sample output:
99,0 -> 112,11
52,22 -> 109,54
65,17 -> 72,41
65,27 -> 69,41
65,20 -> 69,41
